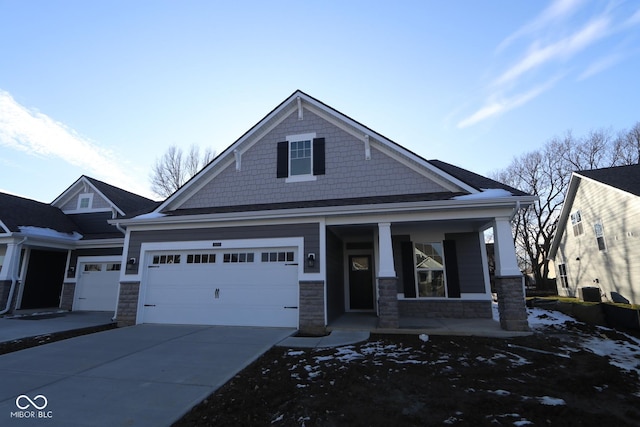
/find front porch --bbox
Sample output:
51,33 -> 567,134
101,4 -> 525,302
322,216 -> 529,334
327,311 -> 531,338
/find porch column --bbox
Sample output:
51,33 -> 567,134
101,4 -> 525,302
493,217 -> 529,331
0,242 -> 23,313
377,223 -> 399,329
378,223 -> 396,277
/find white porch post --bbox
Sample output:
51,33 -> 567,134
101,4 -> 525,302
493,217 -> 521,277
377,222 -> 399,329
492,216 -> 529,332
377,222 -> 396,277
0,242 -> 20,281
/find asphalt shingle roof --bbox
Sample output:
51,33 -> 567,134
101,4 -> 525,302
0,192 -> 80,234
578,164 -> 640,197
428,159 -> 529,196
84,176 -> 158,215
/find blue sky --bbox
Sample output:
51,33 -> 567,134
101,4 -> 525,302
1,0 -> 639,202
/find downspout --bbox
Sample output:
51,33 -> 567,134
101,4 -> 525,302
509,201 -> 521,221
0,237 -> 27,315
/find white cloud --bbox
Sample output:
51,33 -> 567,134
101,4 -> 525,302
455,0 -> 640,128
497,0 -> 586,52
458,77 -> 560,128
494,16 -> 610,86
0,90 -> 151,198
578,52 -> 623,80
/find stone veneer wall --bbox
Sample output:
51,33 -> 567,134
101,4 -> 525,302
398,299 -> 492,318
59,283 -> 76,311
116,282 -> 140,327
495,276 -> 530,331
377,277 -> 399,328
299,280 -> 325,335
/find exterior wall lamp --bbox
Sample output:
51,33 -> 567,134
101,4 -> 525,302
307,253 -> 315,268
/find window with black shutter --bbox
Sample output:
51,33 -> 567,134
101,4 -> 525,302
276,134 -> 325,181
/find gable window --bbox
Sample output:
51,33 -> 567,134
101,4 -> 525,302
277,133 -> 325,182
290,139 -> 312,176
594,221 -> 606,251
558,263 -> 569,289
570,210 -> 583,236
78,193 -> 93,210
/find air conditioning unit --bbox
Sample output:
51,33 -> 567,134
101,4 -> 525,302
579,287 -> 601,302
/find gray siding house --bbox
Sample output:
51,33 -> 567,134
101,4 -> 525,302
550,164 -> 640,305
0,176 -> 156,314
112,90 -> 535,333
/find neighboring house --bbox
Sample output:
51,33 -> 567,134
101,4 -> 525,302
0,176 -> 157,314
111,90 -> 535,333
550,164 -> 640,305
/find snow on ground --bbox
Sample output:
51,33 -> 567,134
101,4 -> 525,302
526,304 -> 640,375
289,304 -> 640,385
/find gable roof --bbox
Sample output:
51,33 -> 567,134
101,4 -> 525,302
0,192 -> 80,234
155,90 -> 495,213
548,163 -> 640,259
52,175 -> 158,216
577,164 -> 640,197
83,176 -> 159,215
428,160 -> 528,196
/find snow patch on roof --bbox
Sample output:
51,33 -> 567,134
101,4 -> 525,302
453,188 -> 513,200
18,226 -> 83,240
133,212 -> 166,219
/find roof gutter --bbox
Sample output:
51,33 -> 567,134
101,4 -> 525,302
0,237 -> 27,315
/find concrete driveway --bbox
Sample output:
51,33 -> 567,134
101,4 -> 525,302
0,324 -> 294,426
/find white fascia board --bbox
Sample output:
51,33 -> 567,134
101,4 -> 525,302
11,234 -> 77,250
52,177 -> 124,216
548,174 -> 580,259
0,220 -> 10,234
302,99 -> 477,194
116,196 -> 535,230
74,238 -> 125,248
157,98 -> 301,213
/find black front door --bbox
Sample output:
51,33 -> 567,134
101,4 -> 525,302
348,255 -> 374,310
20,249 -> 67,309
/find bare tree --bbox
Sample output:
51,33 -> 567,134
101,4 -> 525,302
491,123 -> 639,289
150,144 -> 215,198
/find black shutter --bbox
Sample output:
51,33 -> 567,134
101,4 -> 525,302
400,241 -> 416,298
276,141 -> 288,178
313,137 -> 325,175
443,240 -> 461,298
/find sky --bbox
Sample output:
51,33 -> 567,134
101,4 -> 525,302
1,0 -> 639,202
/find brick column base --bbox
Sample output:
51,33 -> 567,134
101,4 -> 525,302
495,275 -> 530,331
377,277 -> 399,329
299,280 -> 326,335
116,282 -> 140,327
60,282 -> 75,311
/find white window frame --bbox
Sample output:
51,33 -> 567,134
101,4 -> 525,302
285,132 -> 317,183
594,220 -> 607,252
413,242 -> 447,298
77,193 -> 94,210
558,263 -> 569,289
570,210 -> 584,237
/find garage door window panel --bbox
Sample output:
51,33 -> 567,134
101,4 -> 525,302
223,252 -> 255,263
152,254 -> 182,265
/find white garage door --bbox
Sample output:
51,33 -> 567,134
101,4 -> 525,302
74,261 -> 120,311
141,248 -> 299,327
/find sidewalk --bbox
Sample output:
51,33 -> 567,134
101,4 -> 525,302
0,311 -> 115,344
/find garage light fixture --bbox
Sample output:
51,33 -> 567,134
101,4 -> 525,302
307,253 -> 315,268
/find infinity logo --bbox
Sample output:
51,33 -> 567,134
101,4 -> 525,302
15,395 -> 48,410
